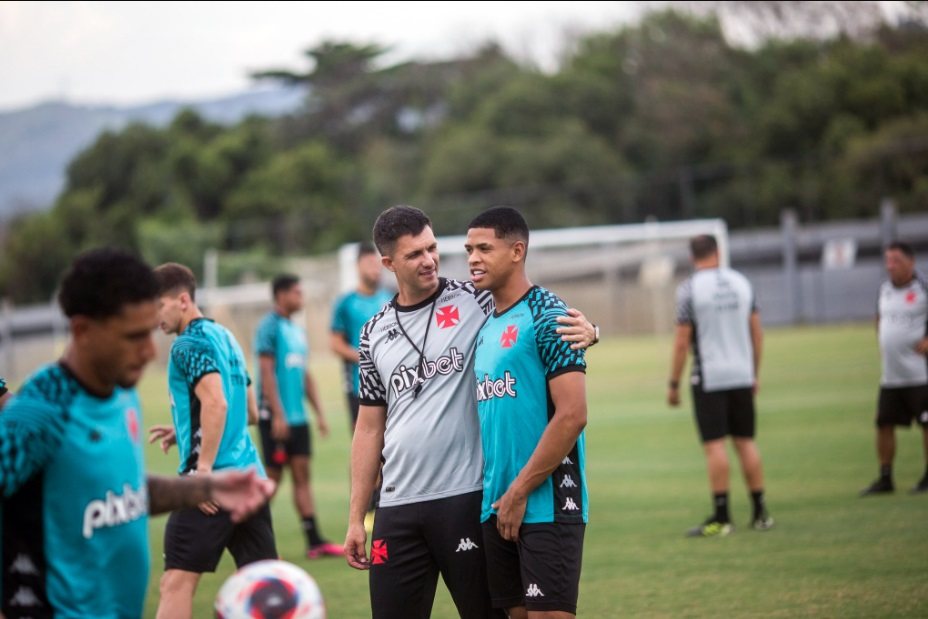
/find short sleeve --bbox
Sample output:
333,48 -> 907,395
357,322 -> 387,406
331,295 -> 349,335
255,316 -> 278,356
529,288 -> 587,379
0,396 -> 67,497
171,337 -> 220,388
675,279 -> 694,325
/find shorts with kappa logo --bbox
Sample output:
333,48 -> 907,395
877,385 -> 928,427
163,502 -> 276,573
692,385 -> 756,442
368,490 -> 505,619
257,415 -> 311,470
482,516 -> 585,614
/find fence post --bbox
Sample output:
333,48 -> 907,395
880,198 -> 897,250
781,209 -> 801,325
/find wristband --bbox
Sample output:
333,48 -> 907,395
669,380 -> 679,389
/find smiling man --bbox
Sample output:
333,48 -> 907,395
466,206 -> 589,619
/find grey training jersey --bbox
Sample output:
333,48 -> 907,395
358,278 -> 494,508
877,273 -> 928,387
676,267 -> 757,391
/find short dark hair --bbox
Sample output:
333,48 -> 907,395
154,262 -> 197,300
373,205 -> 432,257
887,240 -> 914,259
358,242 -> 378,261
58,248 -> 159,319
272,273 -> 300,298
467,206 -> 529,246
690,235 -> 718,261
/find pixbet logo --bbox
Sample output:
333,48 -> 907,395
476,371 -> 517,402
82,484 -> 148,539
389,347 -> 466,398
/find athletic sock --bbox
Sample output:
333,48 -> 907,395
880,464 -> 893,481
713,492 -> 730,523
750,490 -> 766,520
302,516 -> 323,547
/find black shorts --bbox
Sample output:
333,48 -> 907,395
877,385 -> 928,427
163,502 -> 277,573
482,516 -> 585,614
692,385 -> 756,442
369,491 -> 505,619
257,417 -> 311,470
346,392 -> 360,427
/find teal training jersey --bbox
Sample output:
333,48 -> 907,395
254,312 -> 309,426
474,286 -> 588,525
0,363 -> 149,619
168,318 -> 265,477
330,288 -> 393,396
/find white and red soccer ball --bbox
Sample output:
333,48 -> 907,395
214,559 -> 326,619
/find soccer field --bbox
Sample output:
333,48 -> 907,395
138,321 -> 927,618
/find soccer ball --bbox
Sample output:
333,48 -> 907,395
214,559 -> 326,619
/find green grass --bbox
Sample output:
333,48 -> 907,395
138,322 -> 928,618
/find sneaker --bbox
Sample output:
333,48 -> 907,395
685,518 -> 733,538
858,478 -> 894,497
751,510 -> 774,531
364,510 -> 376,534
910,477 -> 928,494
307,541 -> 343,559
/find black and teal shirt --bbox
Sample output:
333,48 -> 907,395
168,318 -> 264,476
0,363 -> 149,619
474,286 -> 588,525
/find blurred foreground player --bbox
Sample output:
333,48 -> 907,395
0,248 -> 273,619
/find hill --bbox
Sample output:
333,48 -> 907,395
0,86 -> 306,218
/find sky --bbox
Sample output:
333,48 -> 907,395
0,1 -> 645,112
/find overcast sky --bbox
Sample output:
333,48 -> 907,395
0,1 -> 644,112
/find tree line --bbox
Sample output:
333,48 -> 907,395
4,8 -> 928,303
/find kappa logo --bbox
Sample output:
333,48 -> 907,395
387,328 -> 399,341
562,456 -> 574,465
500,325 -> 518,348
436,305 -> 461,329
526,584 -> 545,598
371,539 -> 388,565
563,497 -> 580,511
456,537 -> 479,552
9,586 -> 41,608
560,475 -> 578,489
9,554 -> 39,576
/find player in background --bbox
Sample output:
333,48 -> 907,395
330,242 -> 393,531
0,248 -> 272,619
148,263 -> 277,619
467,206 -> 589,619
859,241 -> 928,496
254,274 -> 343,558
344,205 -> 596,619
667,234 -> 772,537
0,378 -> 10,408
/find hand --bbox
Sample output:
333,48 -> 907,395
915,337 -> 928,355
148,425 -> 176,454
207,469 -> 275,523
491,488 -> 528,543
667,387 -> 680,407
555,308 -> 596,351
316,416 -> 330,439
344,522 -> 370,571
271,414 -> 290,441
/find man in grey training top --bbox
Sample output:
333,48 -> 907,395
859,240 -> 928,496
667,234 -> 772,537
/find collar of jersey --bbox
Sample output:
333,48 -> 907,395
392,277 -> 447,313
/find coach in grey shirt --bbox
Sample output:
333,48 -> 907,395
859,240 -> 928,496
667,234 -> 773,537
343,205 -> 595,619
